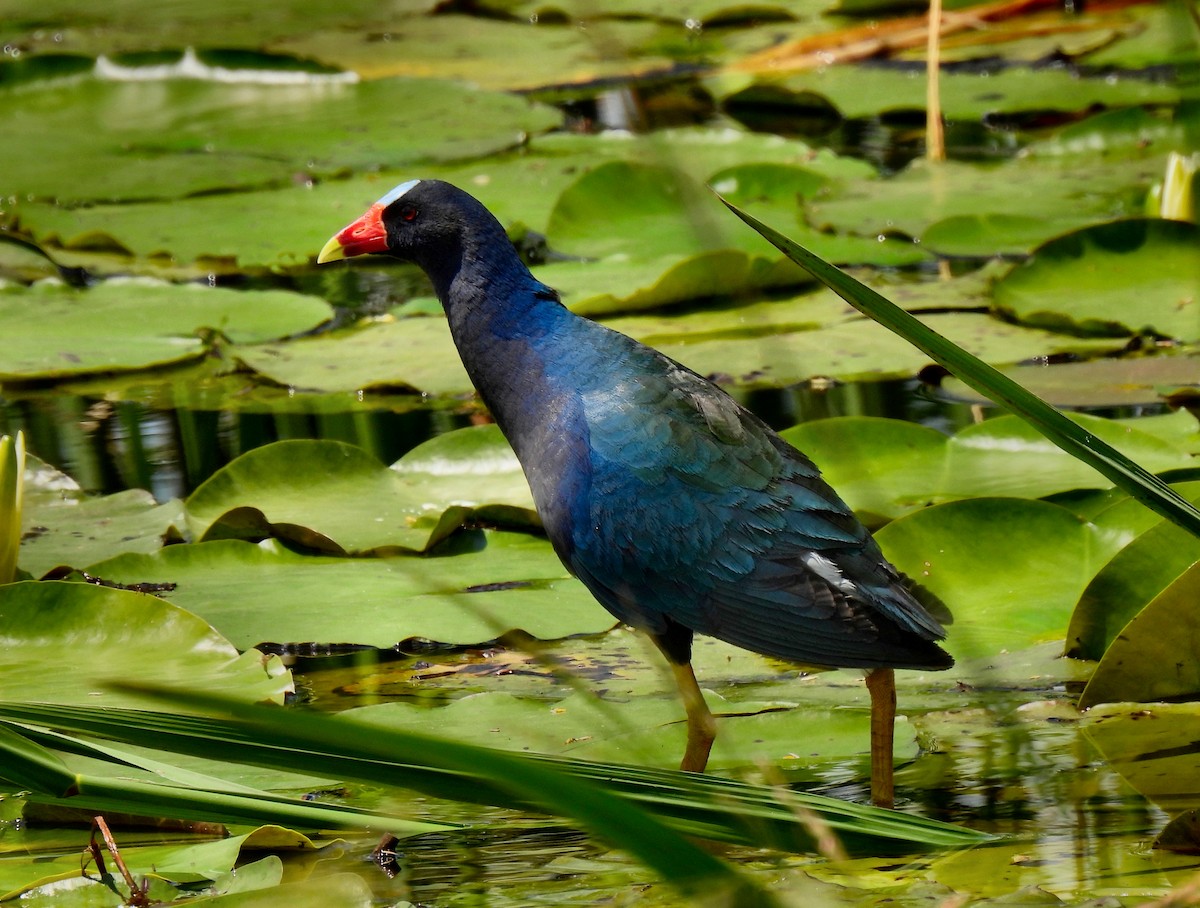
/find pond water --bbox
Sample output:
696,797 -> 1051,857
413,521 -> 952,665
2,10 -> 1198,904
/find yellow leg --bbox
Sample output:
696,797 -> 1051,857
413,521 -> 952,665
865,667 -> 896,809
669,661 -> 717,773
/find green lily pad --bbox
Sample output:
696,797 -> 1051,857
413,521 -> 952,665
342,688 -> 917,770
185,438 -> 481,552
940,412 -> 1193,500
939,353 -> 1200,409
20,487 -> 185,578
993,219 -> 1200,341
85,535 -> 613,650
714,63 -> 1183,122
1,75 -> 560,204
781,417 -> 950,525
392,423 -> 535,522
876,498 -> 1122,662
803,156 -> 1160,253
1066,505 -> 1200,662
0,280 -> 332,381
0,580 -> 291,707
1078,561 -> 1200,709
271,14 -> 666,90
236,315 -> 469,397
1085,702 -> 1200,813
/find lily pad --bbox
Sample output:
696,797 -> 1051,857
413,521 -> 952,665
1085,702 -> 1200,813
715,63 -> 1183,122
342,688 -> 917,770
938,353 -> 1200,409
803,156 -> 1160,253
940,412 -> 1193,500
185,438 -> 483,552
876,498 -> 1123,662
1078,561 -> 1200,709
20,487 -> 185,578
1066,505 -> 1200,662
1,75 -> 560,204
0,280 -> 332,381
0,580 -> 291,707
993,219 -> 1200,341
85,535 -> 613,650
271,15 -> 666,90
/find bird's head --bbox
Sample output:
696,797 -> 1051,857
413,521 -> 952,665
317,179 -> 454,265
317,179 -> 519,301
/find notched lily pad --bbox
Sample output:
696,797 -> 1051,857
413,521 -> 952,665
0,280 -> 332,382
1078,561 -> 1200,709
994,219 -> 1200,341
186,439 -> 462,552
86,535 -> 612,650
0,580 -> 291,708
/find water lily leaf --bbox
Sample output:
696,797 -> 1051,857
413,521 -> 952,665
716,64 -> 1183,122
1078,561 -> 1200,709
85,535 -> 613,650
804,156 -> 1159,252
342,688 -> 917,771
13,127 -> 873,274
392,423 -> 535,520
993,219 -> 1200,341
0,580 -> 291,707
272,14 -> 668,90
1067,505 -> 1200,661
1085,702 -> 1200,813
20,487 -> 185,578
921,213 -> 1060,258
1,75 -> 560,205
186,440 -> 459,553
236,315 -> 468,396
939,353 -> 1200,409
781,417 -> 950,524
0,280 -> 331,381
875,498 -> 1122,662
940,412 -> 1193,500
650,311 -> 1121,390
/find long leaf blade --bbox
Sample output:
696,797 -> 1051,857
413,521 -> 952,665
720,198 -> 1200,537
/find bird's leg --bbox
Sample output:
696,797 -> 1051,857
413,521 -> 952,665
865,667 -> 896,809
668,660 -> 717,773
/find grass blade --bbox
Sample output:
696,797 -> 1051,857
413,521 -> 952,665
720,198 -> 1200,538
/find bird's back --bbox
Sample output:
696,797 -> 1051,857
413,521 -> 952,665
490,309 -> 952,673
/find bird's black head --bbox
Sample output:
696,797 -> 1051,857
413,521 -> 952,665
317,179 -> 509,276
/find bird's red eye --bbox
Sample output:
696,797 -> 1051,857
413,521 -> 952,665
400,205 -> 418,221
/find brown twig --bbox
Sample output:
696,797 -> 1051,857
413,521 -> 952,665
84,816 -> 151,907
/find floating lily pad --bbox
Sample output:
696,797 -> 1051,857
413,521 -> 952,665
186,438 -> 481,552
1,75 -> 560,205
342,688 -> 917,770
803,156 -> 1160,253
1086,702 -> 1200,813
940,412 -> 1193,500
0,580 -> 291,707
715,63 -> 1184,122
876,498 -> 1122,662
938,353 -> 1200,409
86,535 -> 613,650
20,487 -> 185,578
1078,562 -> 1200,708
0,280 -> 332,381
993,219 -> 1200,341
1066,505 -> 1200,662
270,15 -> 666,90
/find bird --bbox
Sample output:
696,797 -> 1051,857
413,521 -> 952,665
318,179 -> 952,808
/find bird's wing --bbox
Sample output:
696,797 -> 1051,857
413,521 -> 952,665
567,343 -> 946,666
